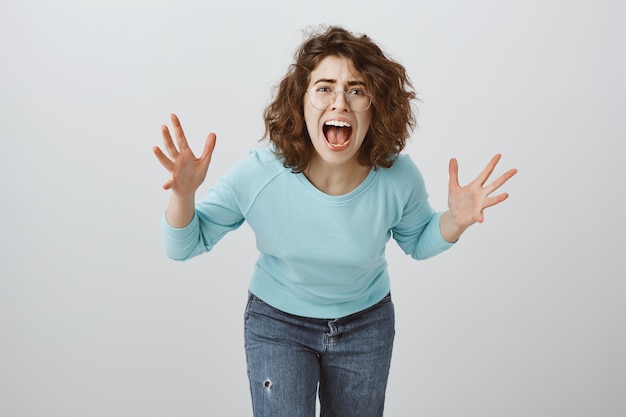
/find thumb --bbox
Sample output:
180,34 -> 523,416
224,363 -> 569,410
200,133 -> 217,165
448,157 -> 460,188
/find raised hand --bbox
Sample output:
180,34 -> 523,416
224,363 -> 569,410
448,153 -> 517,227
153,114 -> 216,200
440,154 -> 517,242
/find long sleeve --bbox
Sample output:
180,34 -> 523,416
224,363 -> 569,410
161,163 -> 247,261
390,155 -> 453,260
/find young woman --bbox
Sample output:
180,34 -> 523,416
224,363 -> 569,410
153,26 -> 517,417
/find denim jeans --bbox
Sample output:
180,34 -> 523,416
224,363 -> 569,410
244,292 -> 395,417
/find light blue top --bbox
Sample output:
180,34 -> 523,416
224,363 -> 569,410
162,146 -> 453,318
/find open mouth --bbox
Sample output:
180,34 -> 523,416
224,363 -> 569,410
323,120 -> 353,150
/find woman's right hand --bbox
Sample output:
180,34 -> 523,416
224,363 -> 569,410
153,113 -> 216,200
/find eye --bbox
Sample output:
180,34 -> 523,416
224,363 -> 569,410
347,88 -> 366,96
315,85 -> 333,93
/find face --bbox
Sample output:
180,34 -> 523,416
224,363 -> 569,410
303,55 -> 372,170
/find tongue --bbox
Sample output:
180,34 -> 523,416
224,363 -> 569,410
326,126 -> 350,145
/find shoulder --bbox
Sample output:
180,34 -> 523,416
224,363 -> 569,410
205,146 -> 290,213
226,145 -> 287,177
379,153 -> 424,183
219,145 -> 290,193
247,145 -> 282,164
372,153 -> 429,204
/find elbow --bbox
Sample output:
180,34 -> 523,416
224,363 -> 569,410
166,252 -> 193,262
410,249 -> 439,261
164,240 -> 212,262
164,247 -> 194,262
163,241 -> 198,261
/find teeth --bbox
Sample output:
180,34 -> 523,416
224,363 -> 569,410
324,120 -> 351,128
328,142 -> 347,148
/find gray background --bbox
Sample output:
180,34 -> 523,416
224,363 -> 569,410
1,0 -> 624,416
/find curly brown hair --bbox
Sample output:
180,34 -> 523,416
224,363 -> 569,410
263,25 -> 417,172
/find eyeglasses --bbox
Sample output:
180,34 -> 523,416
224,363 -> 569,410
305,87 -> 372,112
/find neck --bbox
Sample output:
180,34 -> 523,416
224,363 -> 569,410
304,157 -> 370,196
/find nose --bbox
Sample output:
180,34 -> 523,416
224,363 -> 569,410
330,91 -> 350,111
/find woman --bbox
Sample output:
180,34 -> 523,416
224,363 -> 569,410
153,26 -> 516,417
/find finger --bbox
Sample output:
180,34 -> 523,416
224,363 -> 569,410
152,146 -> 174,171
199,133 -> 217,166
476,153 -> 502,186
448,157 -> 460,189
170,113 -> 190,152
484,168 -> 518,195
483,192 -> 509,209
161,125 -> 179,158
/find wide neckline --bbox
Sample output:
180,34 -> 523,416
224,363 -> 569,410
295,168 -> 379,203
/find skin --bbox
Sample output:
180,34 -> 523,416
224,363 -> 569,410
441,153 -> 517,242
153,57 -> 517,241
303,55 -> 373,196
152,114 -> 215,228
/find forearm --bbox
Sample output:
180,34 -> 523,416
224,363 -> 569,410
439,210 -> 468,243
165,194 -> 196,228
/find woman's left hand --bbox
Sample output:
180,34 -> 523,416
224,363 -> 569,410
440,154 -> 517,242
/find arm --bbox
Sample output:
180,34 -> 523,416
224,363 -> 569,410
152,113 -> 216,228
391,156 -> 454,260
440,153 -> 518,243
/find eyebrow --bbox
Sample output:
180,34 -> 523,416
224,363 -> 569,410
312,78 -> 367,86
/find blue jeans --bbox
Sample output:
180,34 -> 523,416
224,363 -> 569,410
244,292 -> 395,417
